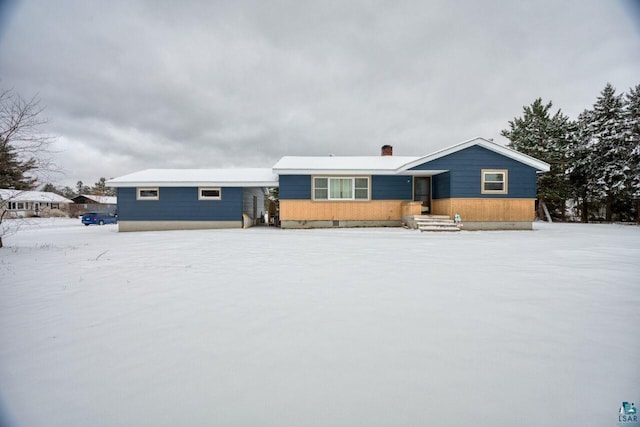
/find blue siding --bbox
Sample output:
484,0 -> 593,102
411,146 -> 538,198
432,172 -> 451,199
279,175 -> 312,199
372,175 -> 412,200
117,187 -> 242,221
280,174 -> 411,200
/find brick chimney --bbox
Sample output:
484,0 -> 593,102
381,145 -> 393,156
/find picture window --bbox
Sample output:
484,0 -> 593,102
313,177 -> 370,201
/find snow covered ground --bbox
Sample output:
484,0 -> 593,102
1,219 -> 638,427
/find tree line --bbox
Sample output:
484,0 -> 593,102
42,178 -> 116,199
501,83 -> 640,222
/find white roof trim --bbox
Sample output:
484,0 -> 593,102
399,137 -> 551,172
107,168 -> 279,188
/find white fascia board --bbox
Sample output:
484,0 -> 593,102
400,169 -> 449,176
107,180 -> 279,188
398,137 -> 551,173
273,168 -> 400,175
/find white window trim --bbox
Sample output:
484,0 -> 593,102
137,187 -> 160,200
312,176 -> 370,201
198,187 -> 222,200
481,169 -> 508,194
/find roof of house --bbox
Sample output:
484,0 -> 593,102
106,137 -> 550,187
272,156 -> 420,175
77,195 -> 117,205
0,189 -> 74,203
273,137 -> 550,175
399,137 -> 551,172
106,168 -> 279,187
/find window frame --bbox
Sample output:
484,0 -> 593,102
198,187 -> 222,200
312,176 -> 370,201
136,187 -> 160,200
481,169 -> 508,194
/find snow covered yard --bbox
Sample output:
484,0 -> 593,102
0,219 -> 638,427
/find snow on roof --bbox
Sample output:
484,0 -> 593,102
0,189 -> 73,203
79,195 -> 117,205
106,168 -> 279,187
272,156 -> 420,175
273,138 -> 550,174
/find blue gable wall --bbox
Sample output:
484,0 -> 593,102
410,146 -> 538,198
118,187 -> 242,221
279,174 -> 412,200
371,175 -> 412,200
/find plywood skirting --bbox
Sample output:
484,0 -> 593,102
431,198 -> 536,222
280,200 -> 405,221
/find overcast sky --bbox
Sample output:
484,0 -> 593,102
1,0 -> 639,188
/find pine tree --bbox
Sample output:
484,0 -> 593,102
501,98 -> 571,219
566,110 -> 596,222
623,84 -> 640,222
0,139 -> 37,189
585,83 -> 629,221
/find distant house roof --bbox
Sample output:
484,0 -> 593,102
106,168 -> 279,188
0,189 -> 73,203
76,194 -> 117,205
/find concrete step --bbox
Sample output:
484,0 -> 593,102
413,215 -> 461,232
419,225 -> 460,232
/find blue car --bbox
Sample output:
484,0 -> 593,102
82,212 -> 118,226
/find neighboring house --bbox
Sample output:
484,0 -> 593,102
71,194 -> 118,217
275,137 -> 549,230
107,137 -> 550,232
106,169 -> 278,232
0,189 -> 74,218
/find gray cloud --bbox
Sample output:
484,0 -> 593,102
1,0 -> 638,187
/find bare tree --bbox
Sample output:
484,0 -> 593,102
0,87 -> 58,248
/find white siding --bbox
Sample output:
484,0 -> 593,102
242,187 -> 266,224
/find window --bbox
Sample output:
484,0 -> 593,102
199,187 -> 222,200
137,187 -> 159,200
51,203 -> 59,209
313,177 -> 370,200
482,170 -> 508,194
17,202 -> 25,210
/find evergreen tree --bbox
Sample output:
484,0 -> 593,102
623,84 -> 640,222
501,98 -> 571,219
75,180 -> 90,196
566,110 -> 596,222
0,139 -> 37,189
585,83 -> 629,221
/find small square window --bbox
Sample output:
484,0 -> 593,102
137,187 -> 159,200
199,187 -> 222,200
481,170 -> 508,194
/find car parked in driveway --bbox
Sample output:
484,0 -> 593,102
81,212 -> 117,226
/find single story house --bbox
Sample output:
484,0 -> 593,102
71,194 -> 118,217
275,137 -> 550,230
0,189 -> 74,218
107,137 -> 550,232
106,168 -> 278,232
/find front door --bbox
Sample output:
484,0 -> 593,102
413,177 -> 431,213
